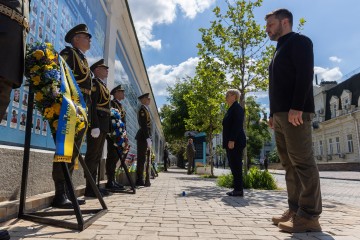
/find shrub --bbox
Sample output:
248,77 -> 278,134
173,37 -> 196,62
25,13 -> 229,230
217,167 -> 277,190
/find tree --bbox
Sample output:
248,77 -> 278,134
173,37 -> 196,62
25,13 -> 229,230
184,57 -> 226,176
245,96 -> 271,161
196,0 -> 275,172
197,0 -> 274,107
159,78 -> 192,142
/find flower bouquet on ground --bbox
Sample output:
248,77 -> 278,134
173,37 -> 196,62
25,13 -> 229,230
24,42 -> 88,163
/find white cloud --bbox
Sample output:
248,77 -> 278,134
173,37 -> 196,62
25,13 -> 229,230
128,0 -> 215,50
314,66 -> 343,82
147,57 -> 199,96
329,56 -> 342,63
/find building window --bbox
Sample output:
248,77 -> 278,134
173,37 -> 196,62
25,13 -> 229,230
335,137 -> 340,154
312,142 -> 316,155
347,134 -> 353,153
319,140 -> 323,155
331,104 -> 337,118
328,138 -> 333,155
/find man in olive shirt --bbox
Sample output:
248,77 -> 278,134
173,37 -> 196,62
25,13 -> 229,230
135,93 -> 152,187
51,24 -> 92,208
0,1 -> 30,238
84,59 -> 111,197
106,85 -> 126,191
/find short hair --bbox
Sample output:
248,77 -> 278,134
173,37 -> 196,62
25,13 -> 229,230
226,89 -> 240,101
265,8 -> 293,27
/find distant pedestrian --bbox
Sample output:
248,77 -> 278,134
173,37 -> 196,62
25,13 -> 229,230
186,138 -> 196,174
264,156 -> 269,171
163,143 -> 169,171
266,8 -> 322,233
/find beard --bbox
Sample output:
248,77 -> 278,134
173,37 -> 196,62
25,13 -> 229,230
269,25 -> 283,41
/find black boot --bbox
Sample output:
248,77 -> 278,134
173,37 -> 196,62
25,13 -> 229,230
51,182 -> 73,209
0,230 -> 10,240
65,188 -> 86,205
106,180 -> 125,191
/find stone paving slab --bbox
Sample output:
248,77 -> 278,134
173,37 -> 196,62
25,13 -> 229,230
1,167 -> 360,239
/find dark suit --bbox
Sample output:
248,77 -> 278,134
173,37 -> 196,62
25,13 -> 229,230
84,77 -> 110,193
135,105 -> 151,184
106,99 -> 126,182
222,101 -> 246,192
0,0 -> 30,120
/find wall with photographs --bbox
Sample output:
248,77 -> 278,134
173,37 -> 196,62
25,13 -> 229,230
0,0 -> 107,149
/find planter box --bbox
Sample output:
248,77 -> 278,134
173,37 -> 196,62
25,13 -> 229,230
116,172 -> 137,186
196,167 -> 211,175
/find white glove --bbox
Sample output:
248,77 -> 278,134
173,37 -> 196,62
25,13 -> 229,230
91,128 -> 100,138
146,138 -> 152,149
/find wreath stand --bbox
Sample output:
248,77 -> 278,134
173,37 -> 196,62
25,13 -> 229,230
18,87 -> 107,231
100,143 -> 136,194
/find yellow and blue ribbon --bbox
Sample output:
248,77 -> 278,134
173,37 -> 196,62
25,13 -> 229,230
53,56 -> 88,163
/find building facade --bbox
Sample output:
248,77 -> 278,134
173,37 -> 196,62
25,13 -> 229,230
0,0 -> 164,201
312,74 -> 360,163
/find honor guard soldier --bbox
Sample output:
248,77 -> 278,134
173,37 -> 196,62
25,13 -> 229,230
51,24 -> 92,208
135,93 -> 152,187
61,24 -> 92,106
0,1 -> 30,238
0,0 -> 30,120
84,59 -> 111,197
106,85 -> 126,191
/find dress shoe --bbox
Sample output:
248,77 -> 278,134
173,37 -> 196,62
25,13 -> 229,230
226,190 -> 243,197
136,180 -> 145,186
106,181 -> 125,190
99,187 -> 110,196
114,181 -> 125,189
278,214 -> 322,233
0,230 -> 10,240
66,191 -> 86,205
84,189 -> 100,198
51,194 -> 73,209
272,209 -> 296,225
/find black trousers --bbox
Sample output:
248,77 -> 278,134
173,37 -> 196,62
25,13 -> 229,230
136,138 -> 147,182
84,131 -> 107,188
226,148 -> 243,192
106,137 -> 119,181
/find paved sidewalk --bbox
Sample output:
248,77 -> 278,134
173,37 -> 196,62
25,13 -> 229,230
2,167 -> 360,239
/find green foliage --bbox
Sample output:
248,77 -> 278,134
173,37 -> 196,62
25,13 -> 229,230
243,167 -> 277,190
160,78 -> 192,142
184,58 -> 227,176
245,96 -> 271,160
217,173 -> 234,189
268,148 -> 280,163
217,167 -> 277,190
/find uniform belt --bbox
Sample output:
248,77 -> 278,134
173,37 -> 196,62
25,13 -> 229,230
0,3 -> 29,32
80,88 -> 91,95
96,106 -> 110,114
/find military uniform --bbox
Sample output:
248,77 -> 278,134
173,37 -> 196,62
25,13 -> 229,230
51,24 -> 91,208
135,93 -> 152,185
106,85 -> 126,189
0,0 -> 30,120
84,59 -> 111,197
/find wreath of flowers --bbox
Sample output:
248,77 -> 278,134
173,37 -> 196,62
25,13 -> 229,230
24,43 -> 86,135
109,108 -> 130,155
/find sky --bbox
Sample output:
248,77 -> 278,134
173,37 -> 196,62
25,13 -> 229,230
127,0 -> 360,113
